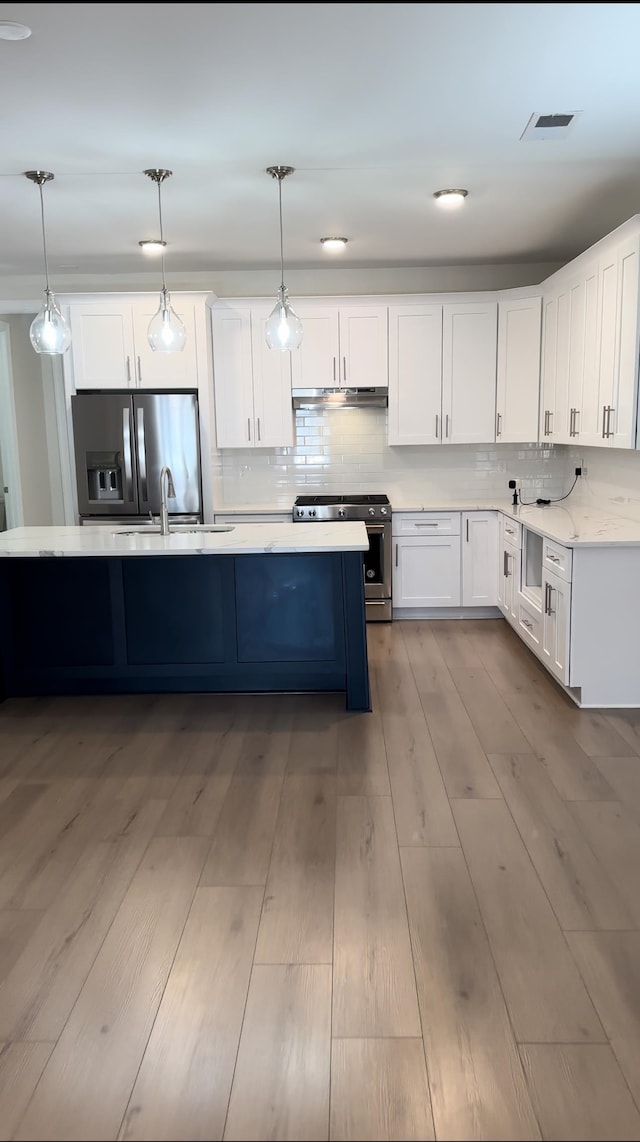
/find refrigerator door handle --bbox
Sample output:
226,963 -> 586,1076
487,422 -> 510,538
122,408 -> 134,504
136,407 -> 148,502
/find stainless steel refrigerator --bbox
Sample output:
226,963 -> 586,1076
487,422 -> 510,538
71,392 -> 203,524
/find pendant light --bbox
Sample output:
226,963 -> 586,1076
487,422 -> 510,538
265,165 -> 303,351
25,171 -> 72,355
143,169 -> 186,352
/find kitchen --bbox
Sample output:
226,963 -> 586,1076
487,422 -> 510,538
3,4 -> 640,1141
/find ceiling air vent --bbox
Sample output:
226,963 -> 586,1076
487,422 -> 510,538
520,111 -> 582,141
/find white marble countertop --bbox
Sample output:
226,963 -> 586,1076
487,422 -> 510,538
389,496 -> 640,547
0,522 -> 369,558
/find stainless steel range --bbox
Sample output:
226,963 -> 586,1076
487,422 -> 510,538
293,494 -> 392,621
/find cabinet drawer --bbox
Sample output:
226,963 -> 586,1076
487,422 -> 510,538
542,537 -> 572,582
392,512 -> 461,536
517,598 -> 542,650
214,513 -> 291,524
501,515 -> 521,546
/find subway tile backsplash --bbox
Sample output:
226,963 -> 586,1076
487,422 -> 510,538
211,407 -> 574,508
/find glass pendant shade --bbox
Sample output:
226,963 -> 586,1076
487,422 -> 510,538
30,289 -> 71,356
265,285 -> 303,351
147,288 -> 187,352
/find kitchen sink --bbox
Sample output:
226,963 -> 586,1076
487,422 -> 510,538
112,525 -> 235,536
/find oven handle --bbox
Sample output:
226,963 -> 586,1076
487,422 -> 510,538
365,523 -> 387,534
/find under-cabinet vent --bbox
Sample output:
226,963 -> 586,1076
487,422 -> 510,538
520,111 -> 582,141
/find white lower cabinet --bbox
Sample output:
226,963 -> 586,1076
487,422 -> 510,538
393,510 -> 499,611
394,534 -> 462,607
541,568 -> 571,684
497,539 -> 520,624
462,511 -> 498,606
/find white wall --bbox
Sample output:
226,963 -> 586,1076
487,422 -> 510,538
212,406 -> 572,509
569,445 -> 640,522
0,262 -> 563,303
6,316 -> 54,525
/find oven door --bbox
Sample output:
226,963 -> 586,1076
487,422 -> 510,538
363,522 -> 391,599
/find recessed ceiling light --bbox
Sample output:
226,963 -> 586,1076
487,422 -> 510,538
320,237 -> 348,251
138,239 -> 167,256
0,22 -> 31,40
433,189 -> 468,209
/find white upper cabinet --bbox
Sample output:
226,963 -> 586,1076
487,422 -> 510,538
211,302 -> 293,449
496,296 -> 541,443
67,297 -> 201,390
388,298 -> 497,446
442,301 -> 497,444
290,302 -> 388,390
540,222 -> 640,450
388,304 -> 442,445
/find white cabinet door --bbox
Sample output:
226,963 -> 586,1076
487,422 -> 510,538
539,293 -> 558,441
211,306 -> 255,448
393,535 -> 461,607
442,301 -> 497,443
388,304 -> 442,445
462,512 -> 498,606
290,304 -> 387,390
568,267 -> 599,444
250,309 -> 294,448
68,303 -> 135,389
542,569 -> 571,683
338,306 -> 388,388
551,287 -> 571,444
130,300 -> 200,390
290,306 -> 340,389
496,296 -> 541,443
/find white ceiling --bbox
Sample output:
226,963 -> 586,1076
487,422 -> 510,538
2,2 -> 640,281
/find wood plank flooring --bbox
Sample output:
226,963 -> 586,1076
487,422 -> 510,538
2,617 -> 640,1138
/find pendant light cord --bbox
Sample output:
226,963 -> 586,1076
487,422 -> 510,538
277,175 -> 285,292
156,178 -> 167,293
37,181 -> 51,294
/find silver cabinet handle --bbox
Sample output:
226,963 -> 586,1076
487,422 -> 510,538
606,406 -> 615,438
343,356 -> 347,383
435,414 -> 439,438
547,584 -> 555,615
257,417 -> 261,442
126,356 -> 132,386
569,408 -> 579,437
136,407 -> 147,502
602,405 -> 607,438
547,553 -> 561,564
247,418 -> 251,442
415,522 -> 439,527
548,410 -> 553,434
333,357 -> 337,383
136,356 -> 142,387
543,409 -> 548,436
503,550 -> 509,577
496,412 -> 502,438
395,543 -> 399,568
522,618 -> 533,630
122,407 -> 134,503
445,414 -> 450,438
466,518 -> 469,542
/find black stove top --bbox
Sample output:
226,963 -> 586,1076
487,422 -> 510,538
294,494 -> 390,506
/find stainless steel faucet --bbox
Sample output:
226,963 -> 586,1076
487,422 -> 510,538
160,466 -> 176,535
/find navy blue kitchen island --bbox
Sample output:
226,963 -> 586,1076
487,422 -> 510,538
0,525 -> 371,711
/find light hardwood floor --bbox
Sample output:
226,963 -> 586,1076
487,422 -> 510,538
1,618 -> 640,1140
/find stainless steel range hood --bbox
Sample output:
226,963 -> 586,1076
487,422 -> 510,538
292,387 -> 388,410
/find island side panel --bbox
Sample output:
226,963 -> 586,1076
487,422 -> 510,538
341,550 -> 371,712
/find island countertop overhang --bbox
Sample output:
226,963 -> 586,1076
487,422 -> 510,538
0,522 -> 369,558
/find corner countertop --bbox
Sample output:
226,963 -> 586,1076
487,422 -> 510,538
0,522 -> 369,558
388,494 -> 640,547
